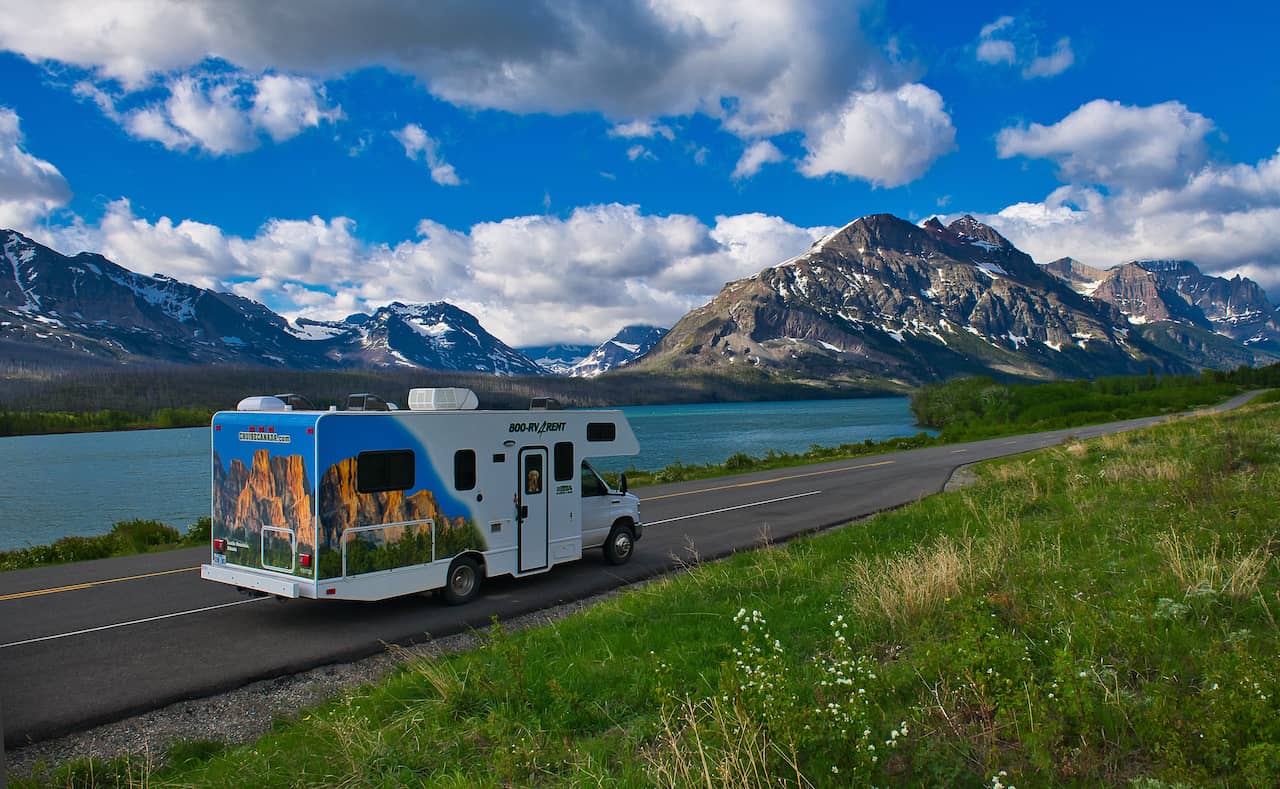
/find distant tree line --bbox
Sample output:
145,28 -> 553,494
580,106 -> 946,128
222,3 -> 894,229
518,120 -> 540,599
910,363 -> 1280,438
0,407 -> 214,437
0,362 -> 885,435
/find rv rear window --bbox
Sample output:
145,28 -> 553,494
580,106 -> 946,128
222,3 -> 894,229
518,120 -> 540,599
554,442 -> 574,481
357,450 -> 415,493
586,422 -> 616,442
454,450 -> 477,491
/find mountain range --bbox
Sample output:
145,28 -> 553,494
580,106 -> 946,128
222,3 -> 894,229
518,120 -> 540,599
0,229 -> 658,377
635,214 -> 1279,383
4,216 -> 1278,385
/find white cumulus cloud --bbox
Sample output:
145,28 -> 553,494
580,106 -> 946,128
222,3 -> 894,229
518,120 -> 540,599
1023,38 -> 1075,79
0,0 -> 953,186
978,99 -> 1280,295
161,77 -> 257,154
392,124 -> 461,186
0,107 -> 72,228
47,200 -> 832,346
975,15 -> 1075,80
626,144 -> 656,162
732,140 -> 785,180
608,120 -> 675,141
76,72 -> 341,155
997,99 -> 1215,190
250,74 -> 344,142
976,38 -> 1016,66
799,84 -> 956,187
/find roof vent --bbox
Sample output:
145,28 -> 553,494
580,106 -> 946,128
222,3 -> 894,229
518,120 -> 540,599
408,387 -> 479,411
530,396 -> 563,410
237,395 -> 288,412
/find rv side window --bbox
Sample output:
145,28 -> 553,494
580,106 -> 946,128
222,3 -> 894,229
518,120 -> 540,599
554,442 -> 574,482
580,462 -> 608,497
586,422 -> 616,442
454,449 -> 477,491
357,450 -> 415,493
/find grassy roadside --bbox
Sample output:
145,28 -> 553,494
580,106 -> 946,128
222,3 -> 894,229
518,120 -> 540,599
25,400 -> 1280,787
0,518 -> 210,572
618,373 -> 1257,488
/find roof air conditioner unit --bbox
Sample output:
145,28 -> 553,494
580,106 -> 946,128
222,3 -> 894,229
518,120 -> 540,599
407,387 -> 480,411
237,395 -> 288,412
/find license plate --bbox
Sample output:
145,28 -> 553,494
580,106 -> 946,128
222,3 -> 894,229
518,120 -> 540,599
213,553 -> 227,565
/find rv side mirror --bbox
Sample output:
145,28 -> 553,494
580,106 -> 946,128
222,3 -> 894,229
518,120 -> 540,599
619,473 -> 628,495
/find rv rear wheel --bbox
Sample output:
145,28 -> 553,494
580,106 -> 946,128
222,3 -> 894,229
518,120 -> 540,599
603,522 -> 635,566
443,555 -> 482,605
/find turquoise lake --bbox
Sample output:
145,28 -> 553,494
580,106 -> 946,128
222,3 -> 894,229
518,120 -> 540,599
0,397 -> 925,550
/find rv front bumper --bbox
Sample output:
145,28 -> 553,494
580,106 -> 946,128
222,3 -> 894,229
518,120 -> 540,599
202,563 -> 300,598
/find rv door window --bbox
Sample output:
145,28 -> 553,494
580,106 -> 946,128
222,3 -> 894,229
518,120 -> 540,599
454,449 -> 477,491
554,442 -> 574,482
580,462 -> 608,497
586,422 -> 616,442
525,455 -> 543,494
356,450 -> 415,493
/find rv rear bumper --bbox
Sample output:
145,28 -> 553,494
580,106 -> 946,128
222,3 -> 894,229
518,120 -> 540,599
202,563 -> 301,598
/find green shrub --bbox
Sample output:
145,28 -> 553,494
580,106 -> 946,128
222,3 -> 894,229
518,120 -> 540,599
183,516 -> 213,545
109,518 -> 181,552
0,515 -> 212,570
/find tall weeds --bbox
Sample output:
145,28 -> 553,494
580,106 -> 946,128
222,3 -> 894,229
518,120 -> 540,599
1155,530 -> 1271,599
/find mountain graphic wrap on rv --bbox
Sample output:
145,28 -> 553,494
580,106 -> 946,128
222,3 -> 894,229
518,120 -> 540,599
212,410 -> 483,581
313,416 -> 482,580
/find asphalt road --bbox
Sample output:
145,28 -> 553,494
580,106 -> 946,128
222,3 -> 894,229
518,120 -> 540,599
0,393 -> 1261,747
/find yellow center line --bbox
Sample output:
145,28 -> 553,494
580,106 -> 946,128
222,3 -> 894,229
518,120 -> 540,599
640,459 -> 896,502
0,566 -> 198,602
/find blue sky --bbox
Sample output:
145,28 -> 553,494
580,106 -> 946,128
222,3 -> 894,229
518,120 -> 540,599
1,1 -> 1277,346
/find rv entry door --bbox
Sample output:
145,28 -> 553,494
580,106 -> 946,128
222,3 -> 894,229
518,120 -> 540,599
518,448 -> 549,571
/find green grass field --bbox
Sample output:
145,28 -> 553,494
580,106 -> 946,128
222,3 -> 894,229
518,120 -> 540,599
22,399 -> 1280,787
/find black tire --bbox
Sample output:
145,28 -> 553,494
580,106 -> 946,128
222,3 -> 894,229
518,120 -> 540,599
443,555 -> 482,605
603,522 -> 636,566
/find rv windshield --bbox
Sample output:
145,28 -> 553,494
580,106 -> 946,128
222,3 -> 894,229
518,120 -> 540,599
580,461 -> 609,497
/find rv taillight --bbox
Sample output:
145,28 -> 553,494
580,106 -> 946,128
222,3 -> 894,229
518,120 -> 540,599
299,553 -> 312,569
213,538 -> 227,553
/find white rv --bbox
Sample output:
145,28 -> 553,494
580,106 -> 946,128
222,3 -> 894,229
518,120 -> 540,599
200,388 -> 642,604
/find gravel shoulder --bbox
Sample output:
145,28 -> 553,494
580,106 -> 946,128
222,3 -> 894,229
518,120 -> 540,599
7,591 -> 618,778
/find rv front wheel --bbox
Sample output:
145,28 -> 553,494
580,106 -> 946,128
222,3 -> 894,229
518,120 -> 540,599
443,555 -> 481,605
603,522 -> 635,566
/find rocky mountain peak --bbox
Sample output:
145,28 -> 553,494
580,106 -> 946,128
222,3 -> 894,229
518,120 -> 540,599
1123,259 -> 1280,350
1042,257 -> 1111,295
811,213 -> 937,260
569,324 -> 668,377
944,214 -> 1013,250
1133,259 -> 1197,276
1093,264 -> 1191,325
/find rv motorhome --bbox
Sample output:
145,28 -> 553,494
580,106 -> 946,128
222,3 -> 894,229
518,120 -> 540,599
200,388 -> 642,604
